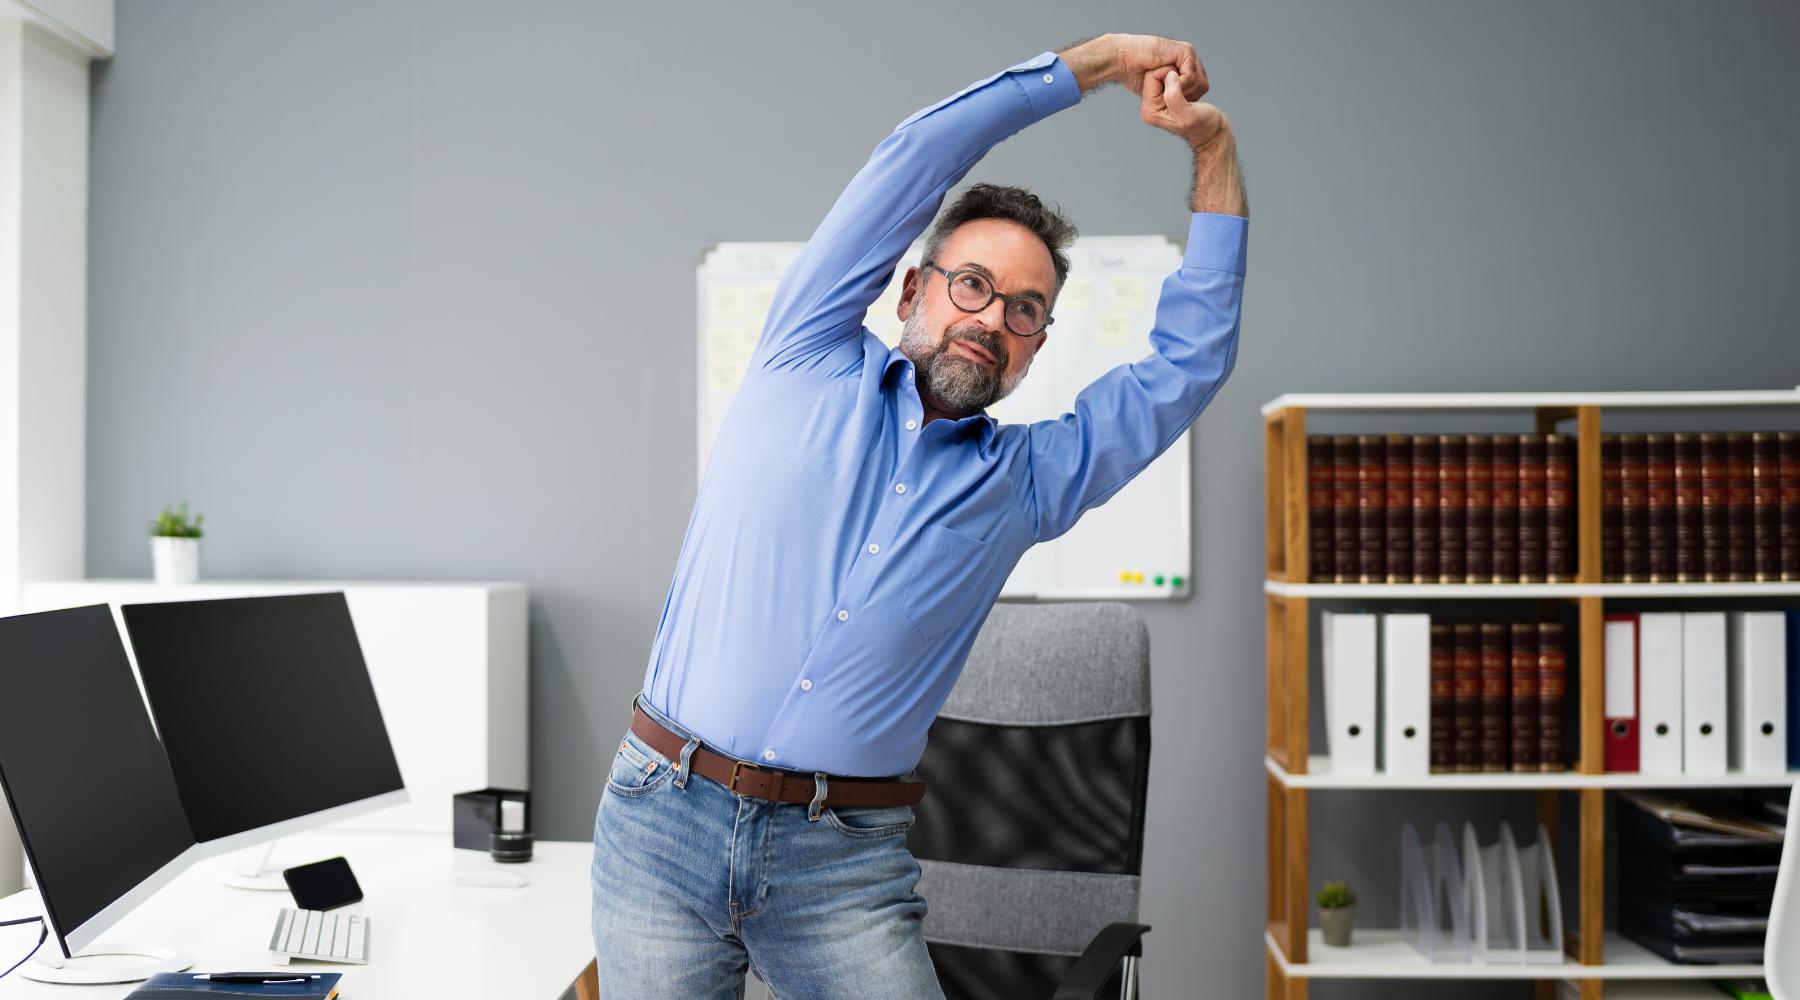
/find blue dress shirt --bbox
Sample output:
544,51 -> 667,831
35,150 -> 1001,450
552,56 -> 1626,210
640,52 -> 1247,777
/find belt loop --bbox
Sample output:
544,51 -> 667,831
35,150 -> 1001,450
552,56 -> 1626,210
674,736 -> 700,789
807,772 -> 829,822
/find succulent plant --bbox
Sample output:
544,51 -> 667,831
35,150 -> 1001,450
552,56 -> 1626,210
1315,880 -> 1356,909
150,501 -> 205,539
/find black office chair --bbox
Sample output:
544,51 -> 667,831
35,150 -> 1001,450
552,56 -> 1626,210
909,601 -> 1153,1000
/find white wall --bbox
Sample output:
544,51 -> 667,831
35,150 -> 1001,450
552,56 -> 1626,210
0,17 -> 91,896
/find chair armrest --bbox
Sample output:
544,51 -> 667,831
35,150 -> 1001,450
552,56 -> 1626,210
1052,922 -> 1151,1000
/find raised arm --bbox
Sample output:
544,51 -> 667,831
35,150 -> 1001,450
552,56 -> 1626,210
750,54 -> 1081,375
1025,66 -> 1248,542
751,37 -> 1210,376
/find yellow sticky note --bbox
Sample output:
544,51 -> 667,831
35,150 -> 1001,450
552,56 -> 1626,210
1110,276 -> 1147,312
750,283 -> 778,324
735,325 -> 761,357
1094,313 -> 1132,347
707,325 -> 756,390
1058,276 -> 1094,313
709,286 -> 747,324
706,323 -> 742,351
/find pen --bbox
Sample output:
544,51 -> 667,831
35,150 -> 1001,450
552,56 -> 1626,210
194,973 -> 319,984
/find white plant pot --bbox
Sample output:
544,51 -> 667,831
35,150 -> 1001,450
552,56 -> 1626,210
151,536 -> 201,585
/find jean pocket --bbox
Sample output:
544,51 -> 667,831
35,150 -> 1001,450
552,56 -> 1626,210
901,525 -> 990,642
605,732 -> 672,798
824,803 -> 914,839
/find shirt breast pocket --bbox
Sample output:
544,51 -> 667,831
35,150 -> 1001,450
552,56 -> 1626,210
901,525 -> 990,643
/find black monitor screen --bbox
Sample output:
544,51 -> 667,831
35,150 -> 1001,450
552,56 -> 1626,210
121,593 -> 405,842
0,605 -> 196,954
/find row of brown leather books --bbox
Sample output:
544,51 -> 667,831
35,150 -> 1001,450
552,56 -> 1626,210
1431,620 -> 1568,773
1306,434 -> 1575,584
1599,431 -> 1800,582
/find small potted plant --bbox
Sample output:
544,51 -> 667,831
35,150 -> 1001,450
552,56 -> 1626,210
150,501 -> 204,584
1316,879 -> 1357,947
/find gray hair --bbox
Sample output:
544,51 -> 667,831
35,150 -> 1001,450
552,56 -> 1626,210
920,183 -> 1077,294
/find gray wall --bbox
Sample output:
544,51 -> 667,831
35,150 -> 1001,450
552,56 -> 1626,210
87,2 -> 1800,997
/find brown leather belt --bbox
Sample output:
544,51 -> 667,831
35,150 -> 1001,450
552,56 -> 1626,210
630,704 -> 926,808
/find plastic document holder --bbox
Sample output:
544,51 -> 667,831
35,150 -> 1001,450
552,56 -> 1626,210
1399,821 -> 1471,963
1515,823 -> 1565,962
1463,822 -> 1564,963
1465,822 -> 1525,961
1404,820 -> 1564,964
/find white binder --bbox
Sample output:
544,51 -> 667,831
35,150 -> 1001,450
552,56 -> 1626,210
1727,611 -> 1788,775
1637,612 -> 1685,776
1322,612 -> 1379,775
1381,614 -> 1432,776
1680,611 -> 1728,776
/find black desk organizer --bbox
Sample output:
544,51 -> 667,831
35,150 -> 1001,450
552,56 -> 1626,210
453,787 -> 531,851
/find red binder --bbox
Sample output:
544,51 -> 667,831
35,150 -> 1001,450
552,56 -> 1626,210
1603,612 -> 1640,772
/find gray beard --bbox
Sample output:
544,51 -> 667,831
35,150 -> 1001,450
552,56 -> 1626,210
899,310 -> 1027,418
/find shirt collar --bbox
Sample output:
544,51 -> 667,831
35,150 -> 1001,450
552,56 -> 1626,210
884,346 -> 998,440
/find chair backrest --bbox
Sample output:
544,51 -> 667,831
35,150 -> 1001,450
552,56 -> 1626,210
908,601 -> 1151,1000
1769,780 -> 1800,1000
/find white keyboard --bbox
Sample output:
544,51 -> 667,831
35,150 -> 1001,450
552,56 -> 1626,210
268,907 -> 369,965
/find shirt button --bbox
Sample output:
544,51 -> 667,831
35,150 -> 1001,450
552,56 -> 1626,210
867,543 -> 880,555
800,678 -> 813,691
906,372 -> 914,383
895,483 -> 906,494
1042,73 -> 1054,84
763,749 -> 777,762
905,419 -> 917,431
837,609 -> 849,621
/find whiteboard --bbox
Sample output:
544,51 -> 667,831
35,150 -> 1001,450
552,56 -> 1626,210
697,235 -> 1192,601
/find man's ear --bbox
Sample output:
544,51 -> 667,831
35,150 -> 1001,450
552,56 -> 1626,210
896,267 -> 922,321
1030,329 -> 1050,358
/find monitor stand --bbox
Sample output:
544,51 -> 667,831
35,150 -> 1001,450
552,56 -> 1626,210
220,839 -> 292,891
24,943 -> 192,984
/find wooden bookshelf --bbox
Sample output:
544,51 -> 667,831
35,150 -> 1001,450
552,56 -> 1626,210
1261,389 -> 1800,1000
1267,755 -> 1798,791
1265,929 -> 1766,981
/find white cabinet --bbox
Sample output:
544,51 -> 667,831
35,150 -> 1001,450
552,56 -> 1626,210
22,579 -> 527,835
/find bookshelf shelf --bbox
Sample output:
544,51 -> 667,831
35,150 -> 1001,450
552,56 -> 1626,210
1266,580 -> 1800,599
1261,388 -> 1800,417
1267,755 -> 1800,791
1264,929 -> 1764,981
1260,390 -> 1800,1000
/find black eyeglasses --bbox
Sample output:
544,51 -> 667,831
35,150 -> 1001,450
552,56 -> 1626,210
923,263 -> 1053,338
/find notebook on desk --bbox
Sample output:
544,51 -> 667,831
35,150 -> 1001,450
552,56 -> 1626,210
126,972 -> 342,999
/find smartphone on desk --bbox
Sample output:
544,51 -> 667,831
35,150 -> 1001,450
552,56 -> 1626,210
283,856 -> 363,911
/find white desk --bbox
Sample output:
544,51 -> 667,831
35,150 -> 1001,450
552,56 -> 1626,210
0,831 -> 593,999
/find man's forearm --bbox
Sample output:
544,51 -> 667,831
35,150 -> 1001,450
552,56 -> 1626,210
1191,137 -> 1248,217
1057,35 -> 1120,94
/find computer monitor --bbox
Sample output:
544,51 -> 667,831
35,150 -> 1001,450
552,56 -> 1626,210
120,591 -> 408,853
0,592 -> 408,982
0,604 -> 201,974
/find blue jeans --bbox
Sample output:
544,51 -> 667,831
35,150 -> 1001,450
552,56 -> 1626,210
591,696 -> 945,999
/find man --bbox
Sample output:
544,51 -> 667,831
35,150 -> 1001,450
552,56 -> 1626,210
593,32 -> 1246,999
